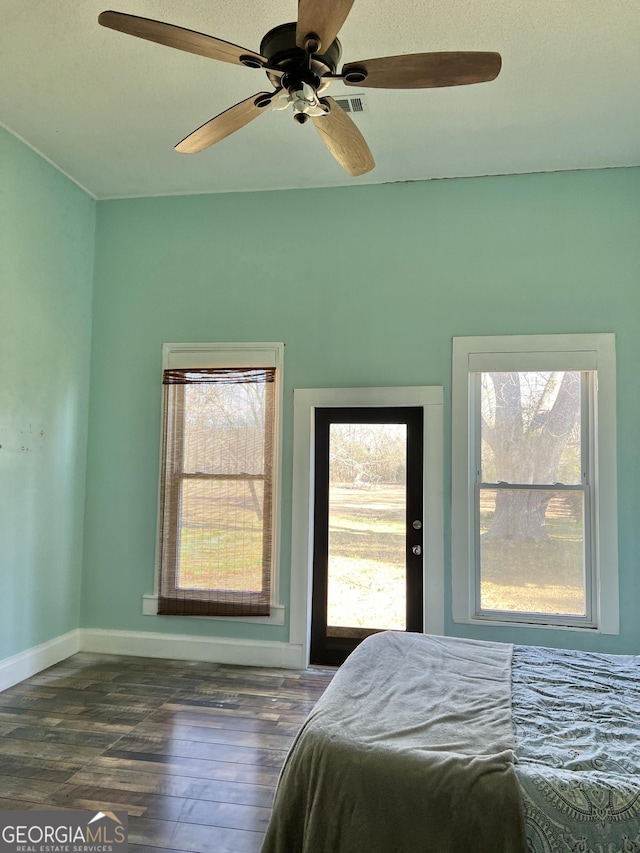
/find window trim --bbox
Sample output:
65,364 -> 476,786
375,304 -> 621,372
452,334 -> 618,634
146,342 -> 285,624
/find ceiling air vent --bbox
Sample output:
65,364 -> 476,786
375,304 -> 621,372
332,93 -> 369,114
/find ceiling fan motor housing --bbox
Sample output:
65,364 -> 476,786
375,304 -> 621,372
260,22 -> 341,94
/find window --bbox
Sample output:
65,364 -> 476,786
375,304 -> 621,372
452,334 -> 618,633
155,343 -> 283,618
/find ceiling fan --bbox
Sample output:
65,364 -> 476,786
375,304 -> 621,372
98,0 -> 501,177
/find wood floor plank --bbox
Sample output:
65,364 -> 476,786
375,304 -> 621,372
0,797 -> 42,809
56,789 -> 272,832
0,737 -> 104,762
141,797 -> 272,833
182,713 -> 300,738
0,711 -> 134,735
0,652 -> 333,850
85,754 -> 282,786
71,797 -> 147,817
22,686 -> 169,709
0,697 -> 154,725
104,733 -> 290,766
149,703 -> 282,723
146,708 -> 280,732
131,720 -> 296,750
0,774 -> 76,804
169,686 -> 319,707
0,754 -> 82,782
65,766 -> 209,799
29,677 -> 181,699
55,780 -> 275,811
128,816 -> 264,853
4,723 -> 127,748
129,846 -> 196,853
146,702 -> 314,727
66,764 -> 276,804
128,847 -> 188,853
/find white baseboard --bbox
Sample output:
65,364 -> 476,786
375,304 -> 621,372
0,630 -> 81,692
0,628 -> 306,691
80,628 -> 306,669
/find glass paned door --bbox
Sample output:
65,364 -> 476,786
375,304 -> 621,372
311,407 -> 424,665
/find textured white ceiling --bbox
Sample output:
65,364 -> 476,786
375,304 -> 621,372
1,0 -> 639,198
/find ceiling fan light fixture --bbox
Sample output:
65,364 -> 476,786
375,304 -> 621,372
290,85 -> 329,119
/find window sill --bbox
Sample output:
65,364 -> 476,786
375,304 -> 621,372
142,595 -> 286,626
453,615 -> 608,633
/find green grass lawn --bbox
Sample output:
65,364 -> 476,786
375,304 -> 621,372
327,485 -> 406,630
174,483 -> 585,619
177,526 -> 263,591
479,511 -> 585,615
327,485 -> 586,629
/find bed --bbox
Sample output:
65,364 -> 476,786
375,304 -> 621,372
261,632 -> 640,853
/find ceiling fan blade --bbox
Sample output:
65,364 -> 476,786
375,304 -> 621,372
312,97 -> 374,177
296,0 -> 355,51
175,92 -> 275,154
98,11 -> 267,67
341,51 -> 502,89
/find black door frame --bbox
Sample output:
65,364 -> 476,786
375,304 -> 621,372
310,406 -> 424,666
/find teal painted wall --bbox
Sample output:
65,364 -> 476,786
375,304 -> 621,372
0,129 -> 95,659
85,167 -> 640,653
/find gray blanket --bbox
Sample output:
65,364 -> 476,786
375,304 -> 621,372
261,632 -> 526,853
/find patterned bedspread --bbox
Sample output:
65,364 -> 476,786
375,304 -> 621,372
512,644 -> 640,852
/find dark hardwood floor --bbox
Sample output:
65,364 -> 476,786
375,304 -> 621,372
0,653 -> 334,852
